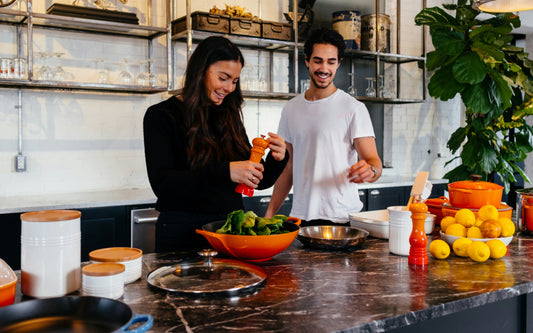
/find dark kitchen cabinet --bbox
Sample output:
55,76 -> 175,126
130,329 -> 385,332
365,186 -> 409,211
0,213 -> 22,271
359,182 -> 447,212
243,195 -> 293,217
78,206 -> 129,262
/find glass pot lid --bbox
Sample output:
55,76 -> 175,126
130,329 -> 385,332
147,249 -> 266,296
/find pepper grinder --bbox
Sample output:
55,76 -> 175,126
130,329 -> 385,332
408,198 -> 428,266
235,136 -> 269,197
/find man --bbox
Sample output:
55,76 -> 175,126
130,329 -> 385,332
265,28 -> 382,226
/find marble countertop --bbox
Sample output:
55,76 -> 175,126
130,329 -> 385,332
13,231 -> 528,332
0,177 -> 448,215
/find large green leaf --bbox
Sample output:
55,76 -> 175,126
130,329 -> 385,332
452,52 -> 487,84
460,82 -> 493,114
431,29 -> 466,55
471,43 -> 504,62
447,126 -> 467,153
428,66 -> 464,100
426,50 -> 450,71
489,69 -> 513,110
414,7 -> 459,29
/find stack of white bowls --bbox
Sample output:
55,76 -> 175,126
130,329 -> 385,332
82,262 -> 125,299
89,247 -> 142,284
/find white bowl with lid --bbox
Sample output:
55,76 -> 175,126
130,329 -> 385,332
82,262 -> 125,299
89,247 -> 142,284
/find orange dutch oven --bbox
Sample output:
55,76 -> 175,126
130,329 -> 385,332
448,176 -> 503,209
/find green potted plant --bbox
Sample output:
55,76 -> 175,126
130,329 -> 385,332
415,0 -> 533,193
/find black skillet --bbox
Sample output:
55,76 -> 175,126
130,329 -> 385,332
0,296 -> 153,333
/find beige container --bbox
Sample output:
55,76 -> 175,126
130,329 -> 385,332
89,247 -> 142,284
332,10 -> 361,50
82,263 -> 125,299
20,210 -> 81,298
361,14 -> 391,52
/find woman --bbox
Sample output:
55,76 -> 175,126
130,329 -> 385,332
143,36 -> 288,252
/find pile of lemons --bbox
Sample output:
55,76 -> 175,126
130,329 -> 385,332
429,204 -> 515,263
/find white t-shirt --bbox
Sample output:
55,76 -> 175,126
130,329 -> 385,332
278,89 -> 375,223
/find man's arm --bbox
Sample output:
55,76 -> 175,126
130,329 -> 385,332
348,137 -> 382,183
265,143 -> 294,218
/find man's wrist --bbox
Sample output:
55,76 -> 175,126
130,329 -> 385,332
369,165 -> 378,179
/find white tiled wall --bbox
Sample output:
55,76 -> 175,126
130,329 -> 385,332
0,0 -> 499,200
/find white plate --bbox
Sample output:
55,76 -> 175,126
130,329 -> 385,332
439,231 -> 513,246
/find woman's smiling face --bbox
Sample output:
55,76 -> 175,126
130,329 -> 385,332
204,60 -> 242,105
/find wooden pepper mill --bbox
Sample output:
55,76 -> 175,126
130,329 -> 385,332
408,198 -> 428,266
235,136 -> 269,197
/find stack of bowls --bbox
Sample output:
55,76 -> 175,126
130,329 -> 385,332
89,248 -> 142,284
82,262 -> 126,299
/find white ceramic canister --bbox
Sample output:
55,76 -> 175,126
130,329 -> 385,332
89,247 -> 142,284
20,210 -> 81,298
82,262 -> 125,299
388,206 -> 412,256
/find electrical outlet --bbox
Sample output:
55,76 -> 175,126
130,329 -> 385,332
14,154 -> 26,172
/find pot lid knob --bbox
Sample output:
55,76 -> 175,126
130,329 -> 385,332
198,249 -> 218,267
470,174 -> 482,182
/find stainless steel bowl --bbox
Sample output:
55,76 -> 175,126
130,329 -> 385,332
297,225 -> 369,251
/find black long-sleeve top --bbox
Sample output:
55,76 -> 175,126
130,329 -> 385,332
143,96 -> 289,214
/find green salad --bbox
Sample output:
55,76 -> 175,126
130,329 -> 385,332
216,210 -> 290,235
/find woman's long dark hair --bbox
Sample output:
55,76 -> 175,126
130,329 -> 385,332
182,36 -> 249,169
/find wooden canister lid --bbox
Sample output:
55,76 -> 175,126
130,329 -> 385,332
82,263 -> 125,277
21,210 -> 81,222
89,247 -> 143,262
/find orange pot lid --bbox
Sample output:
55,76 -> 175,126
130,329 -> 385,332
83,263 -> 125,276
89,247 -> 142,262
21,210 -> 81,222
448,180 -> 503,190
424,197 -> 449,205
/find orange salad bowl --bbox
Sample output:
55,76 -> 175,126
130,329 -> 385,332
196,217 -> 301,261
441,203 -> 512,220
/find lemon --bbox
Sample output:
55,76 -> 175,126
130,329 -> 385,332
429,239 -> 450,259
455,208 -> 476,228
467,226 -> 484,239
486,239 -> 507,259
452,237 -> 472,257
446,223 -> 467,237
467,241 -> 491,262
478,204 -> 499,221
440,216 -> 455,233
497,217 -> 515,237
475,217 -> 484,227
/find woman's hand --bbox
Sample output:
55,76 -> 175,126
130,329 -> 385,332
230,161 -> 264,188
267,132 -> 286,161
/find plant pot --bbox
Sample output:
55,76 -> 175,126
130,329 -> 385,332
448,176 -> 503,209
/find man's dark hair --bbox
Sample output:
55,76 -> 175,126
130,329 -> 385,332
304,28 -> 345,61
